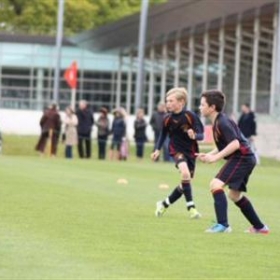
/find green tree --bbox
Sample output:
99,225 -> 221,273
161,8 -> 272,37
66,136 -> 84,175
0,0 -> 166,36
0,0 -> 98,35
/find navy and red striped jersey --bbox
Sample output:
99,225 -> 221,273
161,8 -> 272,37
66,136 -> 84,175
213,113 -> 254,159
155,110 -> 204,158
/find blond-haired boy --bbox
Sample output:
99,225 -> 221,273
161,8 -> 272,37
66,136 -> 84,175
151,87 -> 204,219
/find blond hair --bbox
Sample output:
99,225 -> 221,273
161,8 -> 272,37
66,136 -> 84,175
166,87 -> 188,105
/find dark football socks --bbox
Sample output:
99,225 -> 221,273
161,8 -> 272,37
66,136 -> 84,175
181,180 -> 195,210
163,180 -> 196,210
235,196 -> 264,229
163,186 -> 183,207
212,189 -> 229,227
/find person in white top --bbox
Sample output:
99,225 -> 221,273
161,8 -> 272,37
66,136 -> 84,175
63,106 -> 78,159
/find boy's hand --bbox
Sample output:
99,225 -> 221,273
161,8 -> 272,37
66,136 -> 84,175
187,129 -> 196,140
195,153 -> 218,163
151,150 -> 160,161
195,153 -> 206,161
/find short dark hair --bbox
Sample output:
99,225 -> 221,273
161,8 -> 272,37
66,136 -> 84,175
201,89 -> 225,112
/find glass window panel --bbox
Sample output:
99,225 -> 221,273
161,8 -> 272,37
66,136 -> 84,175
2,77 -> 30,87
1,87 -> 30,98
2,68 -> 30,76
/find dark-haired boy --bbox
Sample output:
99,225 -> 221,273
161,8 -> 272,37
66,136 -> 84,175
196,89 -> 269,233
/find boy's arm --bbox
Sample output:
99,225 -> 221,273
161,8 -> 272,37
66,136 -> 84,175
154,129 -> 167,151
151,120 -> 168,161
197,140 -> 239,163
187,112 -> 204,140
214,139 -> 240,161
193,115 -> 204,141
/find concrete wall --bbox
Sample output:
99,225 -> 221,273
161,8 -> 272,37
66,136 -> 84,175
0,109 -> 154,142
255,116 -> 280,160
0,109 -> 279,159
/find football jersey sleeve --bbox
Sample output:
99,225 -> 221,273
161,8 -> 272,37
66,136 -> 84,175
186,111 -> 204,141
218,117 -> 238,144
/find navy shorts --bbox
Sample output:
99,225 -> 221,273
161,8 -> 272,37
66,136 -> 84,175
173,153 -> 196,178
216,155 -> 256,192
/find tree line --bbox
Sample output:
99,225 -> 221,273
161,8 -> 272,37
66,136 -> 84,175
0,0 -> 166,36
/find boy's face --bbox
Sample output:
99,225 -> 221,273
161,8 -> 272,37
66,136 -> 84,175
199,97 -> 214,117
166,93 -> 185,113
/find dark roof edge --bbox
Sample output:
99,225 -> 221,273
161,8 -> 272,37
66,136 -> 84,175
0,33 -> 76,46
72,0 -> 276,52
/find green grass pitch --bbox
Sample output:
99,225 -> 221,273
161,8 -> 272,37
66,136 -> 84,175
0,136 -> 279,279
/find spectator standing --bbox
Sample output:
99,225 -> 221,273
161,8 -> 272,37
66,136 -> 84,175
238,103 -> 260,164
76,100 -> 94,159
109,108 -> 126,160
134,108 -> 147,160
119,107 -> 129,160
63,106 -> 78,159
35,103 -> 61,156
96,107 -> 110,160
150,102 -> 169,161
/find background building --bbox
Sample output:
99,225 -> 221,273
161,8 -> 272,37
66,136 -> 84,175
75,0 -> 280,118
1,0 -> 279,116
0,33 -> 123,112
0,0 -> 280,157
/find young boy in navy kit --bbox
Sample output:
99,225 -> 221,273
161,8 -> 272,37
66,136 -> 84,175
151,87 -> 204,219
196,89 -> 269,233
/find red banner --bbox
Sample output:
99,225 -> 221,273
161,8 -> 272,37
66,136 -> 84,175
64,61 -> 77,89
